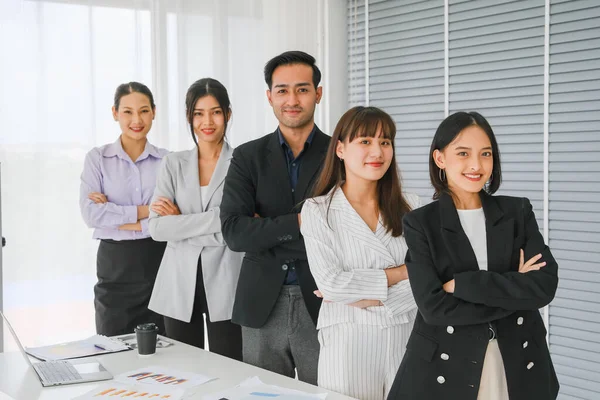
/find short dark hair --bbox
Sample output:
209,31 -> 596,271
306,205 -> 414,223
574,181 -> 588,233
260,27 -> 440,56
185,78 -> 231,146
264,51 -> 321,90
114,82 -> 155,110
311,106 -> 412,237
429,111 -> 502,200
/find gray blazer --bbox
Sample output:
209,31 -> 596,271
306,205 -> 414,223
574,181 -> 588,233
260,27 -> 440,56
148,142 -> 243,322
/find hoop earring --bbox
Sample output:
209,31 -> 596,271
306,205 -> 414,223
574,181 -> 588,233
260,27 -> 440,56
438,169 -> 446,182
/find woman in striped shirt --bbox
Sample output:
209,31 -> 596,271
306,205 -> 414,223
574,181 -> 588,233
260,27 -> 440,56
301,106 -> 420,400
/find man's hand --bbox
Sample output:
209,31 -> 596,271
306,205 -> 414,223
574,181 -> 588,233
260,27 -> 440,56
442,279 -> 455,293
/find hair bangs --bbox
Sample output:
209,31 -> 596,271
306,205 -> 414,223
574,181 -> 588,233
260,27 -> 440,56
346,108 -> 396,143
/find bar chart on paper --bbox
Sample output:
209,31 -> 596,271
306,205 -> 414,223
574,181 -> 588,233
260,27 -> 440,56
73,383 -> 184,399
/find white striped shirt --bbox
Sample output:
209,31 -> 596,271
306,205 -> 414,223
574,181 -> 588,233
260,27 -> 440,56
301,188 -> 421,330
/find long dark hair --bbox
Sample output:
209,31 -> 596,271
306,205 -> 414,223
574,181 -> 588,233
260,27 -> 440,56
311,106 -> 412,237
185,78 -> 231,146
429,111 -> 502,200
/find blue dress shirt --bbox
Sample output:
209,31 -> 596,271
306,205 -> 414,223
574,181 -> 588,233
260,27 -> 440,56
277,126 -> 317,284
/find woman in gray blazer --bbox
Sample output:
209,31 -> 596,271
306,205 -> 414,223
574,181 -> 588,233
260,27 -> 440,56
147,78 -> 243,360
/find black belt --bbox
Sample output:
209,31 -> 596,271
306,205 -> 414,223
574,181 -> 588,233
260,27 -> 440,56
488,322 -> 497,341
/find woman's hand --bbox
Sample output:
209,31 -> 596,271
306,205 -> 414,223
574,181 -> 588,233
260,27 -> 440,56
313,290 -> 331,303
88,192 -> 107,204
313,290 -> 382,308
384,264 -> 409,286
118,222 -> 142,231
442,250 -> 546,293
151,197 -> 181,216
518,249 -> 546,273
348,299 -> 382,309
137,205 -> 149,219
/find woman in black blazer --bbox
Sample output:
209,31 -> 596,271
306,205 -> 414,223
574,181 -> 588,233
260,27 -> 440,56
387,112 -> 559,400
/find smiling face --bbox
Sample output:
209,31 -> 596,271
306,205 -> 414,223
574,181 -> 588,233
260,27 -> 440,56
336,126 -> 394,185
266,63 -> 322,131
192,95 -> 228,144
433,124 -> 494,200
112,92 -> 155,140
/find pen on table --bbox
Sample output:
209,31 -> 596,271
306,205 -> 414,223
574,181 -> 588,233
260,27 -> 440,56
94,344 -> 107,350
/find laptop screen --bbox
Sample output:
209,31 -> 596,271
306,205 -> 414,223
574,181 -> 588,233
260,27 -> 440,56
1,312 -> 105,371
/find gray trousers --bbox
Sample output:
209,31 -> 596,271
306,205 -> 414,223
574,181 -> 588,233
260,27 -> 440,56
242,285 -> 319,385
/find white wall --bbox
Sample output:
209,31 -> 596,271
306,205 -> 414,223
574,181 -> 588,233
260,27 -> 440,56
260,0 -> 348,135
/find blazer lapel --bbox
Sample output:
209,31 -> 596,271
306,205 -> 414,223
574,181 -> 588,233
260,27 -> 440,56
266,131 -> 294,207
330,188 -> 397,266
296,129 -> 329,200
481,192 -> 514,273
183,148 -> 203,214
202,141 -> 233,210
439,193 -> 480,274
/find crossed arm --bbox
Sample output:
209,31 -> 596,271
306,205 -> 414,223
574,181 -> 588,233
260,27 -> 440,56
301,201 -> 412,315
79,150 -> 149,233
147,156 -> 224,247
220,148 -> 305,261
403,200 -> 558,327
442,199 -> 558,310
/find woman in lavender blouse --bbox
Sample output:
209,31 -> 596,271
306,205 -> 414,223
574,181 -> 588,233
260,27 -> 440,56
79,82 -> 169,336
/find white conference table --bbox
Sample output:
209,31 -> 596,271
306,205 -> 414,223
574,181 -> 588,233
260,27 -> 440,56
0,337 -> 356,400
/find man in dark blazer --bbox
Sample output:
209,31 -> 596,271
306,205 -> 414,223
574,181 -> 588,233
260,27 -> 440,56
220,51 -> 330,385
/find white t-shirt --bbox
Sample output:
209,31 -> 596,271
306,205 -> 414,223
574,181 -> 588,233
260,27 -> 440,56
457,208 -> 488,271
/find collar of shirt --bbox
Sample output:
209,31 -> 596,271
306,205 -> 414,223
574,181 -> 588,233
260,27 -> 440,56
277,124 -> 317,155
102,137 -> 164,163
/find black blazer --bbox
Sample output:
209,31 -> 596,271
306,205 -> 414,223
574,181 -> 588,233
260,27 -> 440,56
220,128 -> 330,328
388,192 -> 559,400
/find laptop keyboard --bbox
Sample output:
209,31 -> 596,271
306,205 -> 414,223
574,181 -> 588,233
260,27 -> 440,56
34,361 -> 82,384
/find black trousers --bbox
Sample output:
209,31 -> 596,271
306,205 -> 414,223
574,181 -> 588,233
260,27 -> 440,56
163,256 -> 242,361
95,238 -> 166,337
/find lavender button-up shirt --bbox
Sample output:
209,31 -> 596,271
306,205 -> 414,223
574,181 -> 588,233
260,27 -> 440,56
79,137 -> 169,240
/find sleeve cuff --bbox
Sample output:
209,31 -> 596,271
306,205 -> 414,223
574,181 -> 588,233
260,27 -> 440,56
276,213 -> 301,243
140,218 -> 149,235
125,205 -> 138,223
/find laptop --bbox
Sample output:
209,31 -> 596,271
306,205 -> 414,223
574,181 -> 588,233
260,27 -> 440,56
0,311 -> 113,387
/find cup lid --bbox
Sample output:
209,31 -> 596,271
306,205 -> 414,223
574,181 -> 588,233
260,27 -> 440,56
135,322 -> 159,332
